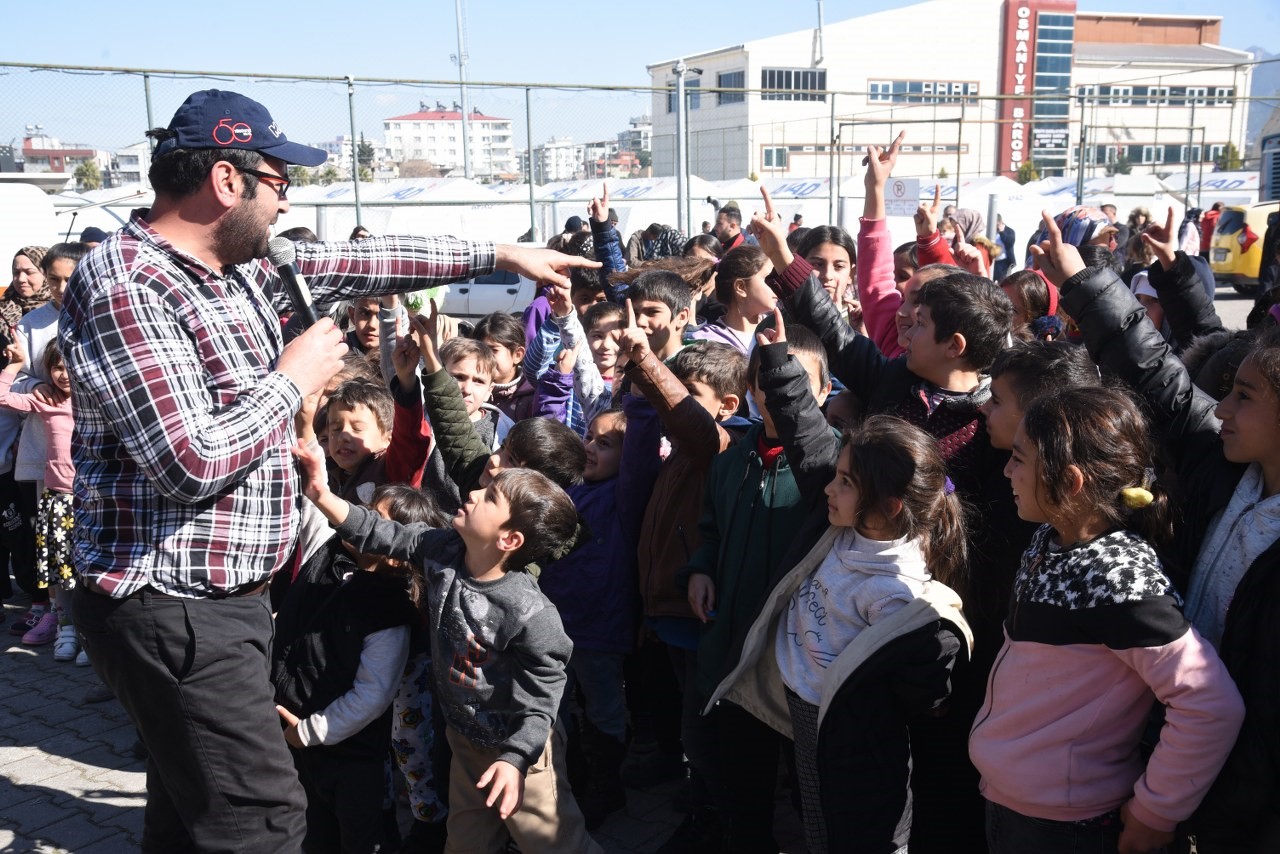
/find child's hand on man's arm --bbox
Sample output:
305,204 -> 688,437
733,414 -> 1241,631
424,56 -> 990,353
478,760 -> 525,820
274,705 -> 306,749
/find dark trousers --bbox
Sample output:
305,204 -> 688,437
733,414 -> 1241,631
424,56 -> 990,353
75,585 -> 307,853
0,473 -> 38,599
292,750 -> 386,854
711,700 -> 780,854
985,800 -> 1121,854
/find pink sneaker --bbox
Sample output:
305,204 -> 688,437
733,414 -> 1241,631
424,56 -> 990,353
22,611 -> 58,645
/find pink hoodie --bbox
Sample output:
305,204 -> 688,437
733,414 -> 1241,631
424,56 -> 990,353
0,373 -> 73,492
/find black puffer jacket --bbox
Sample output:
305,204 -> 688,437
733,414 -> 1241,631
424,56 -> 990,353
1061,262 -> 1280,851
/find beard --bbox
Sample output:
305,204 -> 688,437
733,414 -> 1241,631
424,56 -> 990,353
213,201 -> 271,267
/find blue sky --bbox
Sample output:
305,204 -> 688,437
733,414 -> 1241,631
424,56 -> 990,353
4,0 -> 1277,156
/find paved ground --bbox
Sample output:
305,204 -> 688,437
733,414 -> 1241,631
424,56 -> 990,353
0,592 -> 803,853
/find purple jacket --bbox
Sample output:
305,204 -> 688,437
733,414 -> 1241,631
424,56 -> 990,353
537,394 -> 660,654
687,318 -> 750,356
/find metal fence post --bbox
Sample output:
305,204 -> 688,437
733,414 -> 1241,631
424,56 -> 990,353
525,87 -> 536,241
346,76 -> 362,225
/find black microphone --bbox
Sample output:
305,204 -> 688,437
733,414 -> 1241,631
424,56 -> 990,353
266,236 -> 319,329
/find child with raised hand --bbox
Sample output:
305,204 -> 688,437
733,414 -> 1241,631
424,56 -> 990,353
293,441 -> 602,854
536,396 -> 650,829
856,131 -> 909,357
272,483 -> 440,854
679,310 -> 832,854
531,282 -> 624,434
393,305 -> 586,508
751,179 -> 1017,851
1036,208 -> 1280,852
970,386 -> 1244,854
0,336 -> 75,652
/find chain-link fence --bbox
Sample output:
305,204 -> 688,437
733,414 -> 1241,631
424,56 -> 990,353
1,60 -> 1276,247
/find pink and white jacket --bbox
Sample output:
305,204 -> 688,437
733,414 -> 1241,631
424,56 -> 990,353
969,524 -> 1245,832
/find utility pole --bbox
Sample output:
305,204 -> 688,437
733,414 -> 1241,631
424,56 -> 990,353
673,60 -> 689,235
453,0 -> 473,180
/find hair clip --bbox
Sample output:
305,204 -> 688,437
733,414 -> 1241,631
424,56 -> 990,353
1120,487 -> 1154,509
944,476 -> 956,496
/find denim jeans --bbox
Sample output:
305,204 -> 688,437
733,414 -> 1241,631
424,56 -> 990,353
563,649 -> 628,742
986,800 -> 1121,854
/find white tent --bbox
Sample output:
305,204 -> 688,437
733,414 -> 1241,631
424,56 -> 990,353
1159,171 -> 1260,208
278,177 -> 530,243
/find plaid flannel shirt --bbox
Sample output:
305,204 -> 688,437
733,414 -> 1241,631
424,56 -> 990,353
60,212 -> 494,598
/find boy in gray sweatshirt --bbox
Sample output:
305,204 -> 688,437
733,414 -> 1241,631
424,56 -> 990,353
295,442 -> 602,854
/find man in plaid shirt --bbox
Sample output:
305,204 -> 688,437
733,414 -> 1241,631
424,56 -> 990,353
64,89 -> 594,852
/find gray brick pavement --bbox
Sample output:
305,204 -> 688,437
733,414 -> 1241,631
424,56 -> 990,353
1,594 -> 803,853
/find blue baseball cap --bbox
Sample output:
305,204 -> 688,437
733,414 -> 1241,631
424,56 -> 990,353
152,89 -> 328,167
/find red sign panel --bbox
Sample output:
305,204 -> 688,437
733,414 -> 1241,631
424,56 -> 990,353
997,0 -> 1076,178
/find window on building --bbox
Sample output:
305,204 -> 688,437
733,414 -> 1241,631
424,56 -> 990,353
1214,87 -> 1234,106
1181,143 -> 1203,163
760,68 -> 827,102
1141,145 -> 1165,164
687,80 -> 701,110
1111,86 -> 1132,107
1075,85 -> 1096,104
718,71 -> 745,105
666,83 -> 676,114
1148,86 -> 1169,106
866,79 -> 977,105
1208,143 -> 1225,163
1187,87 -> 1209,105
762,146 -> 788,168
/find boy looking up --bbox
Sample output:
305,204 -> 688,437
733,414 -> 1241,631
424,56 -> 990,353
628,271 -> 693,362
294,444 -> 601,854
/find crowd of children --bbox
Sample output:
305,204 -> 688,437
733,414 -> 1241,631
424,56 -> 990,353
8,133 -> 1280,854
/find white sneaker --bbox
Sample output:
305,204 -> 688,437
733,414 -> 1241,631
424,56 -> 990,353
53,624 -> 79,661
75,648 -> 90,667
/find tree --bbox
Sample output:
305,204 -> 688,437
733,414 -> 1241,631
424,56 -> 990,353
637,149 -> 652,169
74,160 -> 102,191
1215,142 -> 1243,172
1016,159 -> 1040,184
288,166 -> 314,187
317,165 -> 342,186
357,134 -> 375,170
1105,154 -> 1132,176
399,159 -> 445,179
937,167 -> 949,179
358,167 -> 373,183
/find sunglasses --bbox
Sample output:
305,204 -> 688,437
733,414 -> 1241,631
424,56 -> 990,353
237,166 -> 290,200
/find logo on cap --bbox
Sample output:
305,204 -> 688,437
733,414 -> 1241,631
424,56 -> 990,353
268,122 -> 283,139
212,118 -> 253,146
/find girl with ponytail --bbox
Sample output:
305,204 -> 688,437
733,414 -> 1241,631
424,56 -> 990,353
705,415 -> 974,853
970,386 -> 1244,854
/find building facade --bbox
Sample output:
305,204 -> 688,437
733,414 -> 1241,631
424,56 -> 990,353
383,103 -> 518,180
645,0 -> 1252,182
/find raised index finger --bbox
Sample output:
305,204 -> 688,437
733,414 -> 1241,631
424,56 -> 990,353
625,298 -> 637,328
601,182 -> 609,207
931,183 -> 941,212
1039,210 -> 1063,248
760,185 -> 776,222
887,130 -> 906,157
1163,206 -> 1174,233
